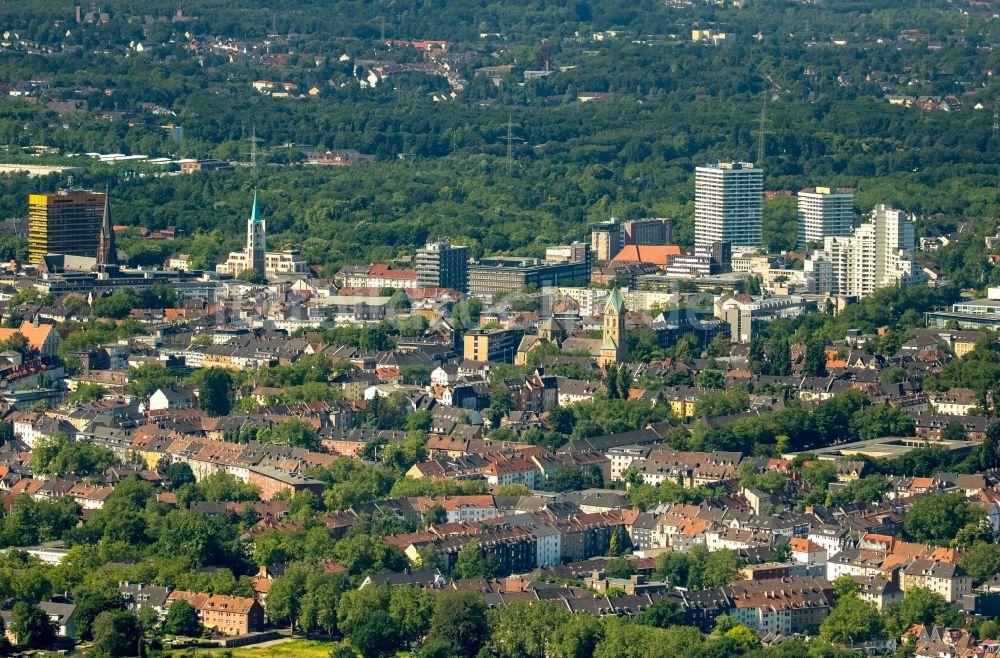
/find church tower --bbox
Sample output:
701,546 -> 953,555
96,186 -> 117,267
599,287 -> 627,367
246,190 -> 266,277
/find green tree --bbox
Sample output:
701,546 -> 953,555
90,610 -> 141,658
961,542 -> 1000,586
73,586 -> 127,641
702,549 -> 741,587
65,382 -> 107,405
819,595 -> 883,644
883,587 -> 963,636
549,614 -> 603,658
338,585 -> 402,658
427,590 -> 488,657
696,370 -> 725,390
196,368 -> 233,417
903,492 -> 985,544
940,421 -> 968,441
490,601 -> 571,658
421,504 -> 447,528
604,557 -> 635,579
636,599 -> 682,629
10,601 -> 55,649
852,403 -> 914,440
163,599 -> 201,637
654,551 -> 689,588
803,338 -> 828,377
452,539 -> 498,579
161,460 -> 196,489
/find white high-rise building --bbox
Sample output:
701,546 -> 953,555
695,162 -> 763,248
805,204 -> 920,298
798,187 -> 854,247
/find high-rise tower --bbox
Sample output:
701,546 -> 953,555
797,187 -> 854,248
27,190 -> 105,264
694,162 -> 763,249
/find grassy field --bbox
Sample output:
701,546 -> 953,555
167,639 -> 337,658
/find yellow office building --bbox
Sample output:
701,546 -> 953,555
28,191 -> 105,264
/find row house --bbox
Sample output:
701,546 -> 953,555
627,448 -> 743,488
555,377 -> 602,406
928,388 -> 979,416
912,413 -> 991,442
504,375 -> 558,413
412,495 -> 499,524
726,577 -> 833,636
852,575 -> 903,610
435,526 -> 538,576
789,538 -> 828,576
706,526 -> 786,553
530,451 -> 609,491
482,457 -> 540,489
406,455 -> 489,481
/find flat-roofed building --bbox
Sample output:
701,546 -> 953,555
28,190 -> 105,264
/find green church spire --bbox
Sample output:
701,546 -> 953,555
251,190 -> 262,223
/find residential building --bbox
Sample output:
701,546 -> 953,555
28,190 -> 106,264
167,591 -> 264,636
338,263 -> 418,290
0,321 -> 62,356
119,582 -> 171,617
147,386 -> 196,412
805,204 -> 920,298
416,242 -> 469,292
900,559 -> 971,603
247,466 -> 325,501
694,162 -> 763,248
797,187 -> 854,247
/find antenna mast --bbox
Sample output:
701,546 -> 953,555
505,113 -> 515,176
754,102 -> 770,166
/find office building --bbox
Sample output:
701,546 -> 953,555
662,242 -> 732,278
695,162 -> 763,248
416,242 -> 469,292
926,287 -> 1000,330
463,328 -> 522,363
798,187 -> 854,247
718,295 -> 811,343
591,220 -> 623,262
28,190 -> 106,264
805,204 -> 920,298
624,218 -> 673,246
545,242 -> 590,264
467,257 -> 590,298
